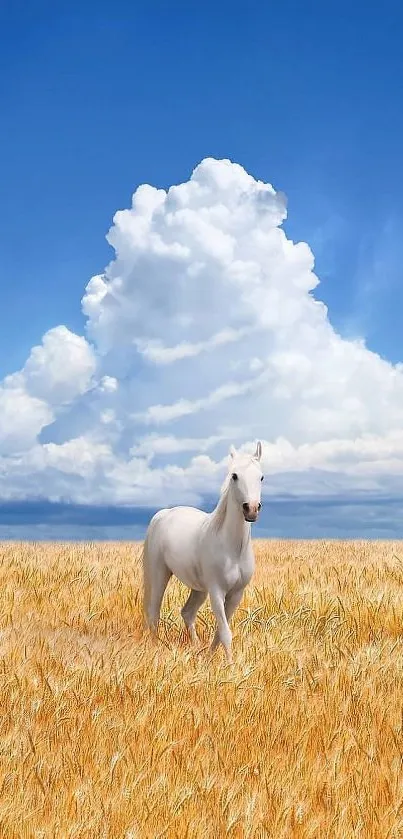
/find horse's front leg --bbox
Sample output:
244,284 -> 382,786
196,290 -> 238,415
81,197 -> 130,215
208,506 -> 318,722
210,586 -> 245,662
209,587 -> 244,664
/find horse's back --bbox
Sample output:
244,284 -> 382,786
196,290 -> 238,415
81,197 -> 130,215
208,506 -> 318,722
146,507 -> 171,534
147,504 -> 205,530
145,505 -> 208,590
148,506 -> 206,544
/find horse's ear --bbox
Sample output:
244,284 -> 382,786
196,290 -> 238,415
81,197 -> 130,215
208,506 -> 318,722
229,445 -> 237,459
254,441 -> 262,461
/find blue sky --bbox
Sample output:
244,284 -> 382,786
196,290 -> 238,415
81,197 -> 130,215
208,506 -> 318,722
1,1 -> 403,538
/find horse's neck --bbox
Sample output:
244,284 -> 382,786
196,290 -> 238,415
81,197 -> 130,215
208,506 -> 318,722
211,488 -> 250,557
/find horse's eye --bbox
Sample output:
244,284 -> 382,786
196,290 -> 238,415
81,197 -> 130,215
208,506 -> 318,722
261,475 -> 264,482
232,473 -> 238,481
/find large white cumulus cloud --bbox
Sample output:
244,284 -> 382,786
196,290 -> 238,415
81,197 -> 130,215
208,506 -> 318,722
2,157 -> 403,511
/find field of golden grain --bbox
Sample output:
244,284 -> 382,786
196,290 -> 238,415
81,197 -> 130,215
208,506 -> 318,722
0,540 -> 403,838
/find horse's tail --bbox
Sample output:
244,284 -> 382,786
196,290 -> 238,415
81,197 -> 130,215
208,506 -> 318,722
141,510 -> 165,630
142,510 -> 166,628
141,534 -> 151,631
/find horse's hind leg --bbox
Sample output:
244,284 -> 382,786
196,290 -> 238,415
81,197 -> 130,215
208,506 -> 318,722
181,590 -> 207,645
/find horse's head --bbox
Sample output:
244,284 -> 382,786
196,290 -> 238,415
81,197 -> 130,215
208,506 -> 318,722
228,441 -> 264,522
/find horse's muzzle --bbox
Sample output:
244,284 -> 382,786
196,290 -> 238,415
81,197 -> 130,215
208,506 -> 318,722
243,501 -> 262,522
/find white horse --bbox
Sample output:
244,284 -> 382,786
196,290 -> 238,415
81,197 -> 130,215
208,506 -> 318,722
142,441 -> 263,663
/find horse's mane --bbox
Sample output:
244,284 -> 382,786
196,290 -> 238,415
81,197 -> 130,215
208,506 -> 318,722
209,473 -> 231,533
209,454 -> 256,533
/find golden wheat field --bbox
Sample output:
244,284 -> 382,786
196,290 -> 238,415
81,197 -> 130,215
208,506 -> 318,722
1,541 -> 403,838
